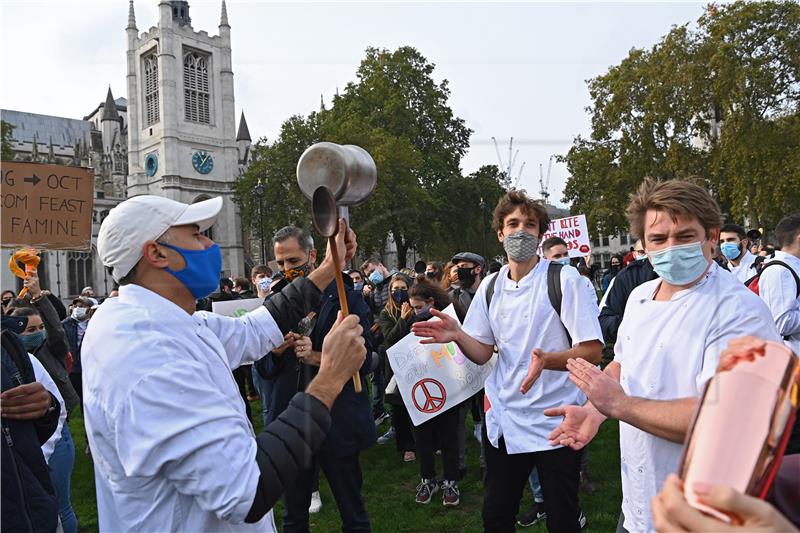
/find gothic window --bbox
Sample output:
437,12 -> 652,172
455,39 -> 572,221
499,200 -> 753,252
143,52 -> 160,126
183,51 -> 211,124
68,252 -> 93,296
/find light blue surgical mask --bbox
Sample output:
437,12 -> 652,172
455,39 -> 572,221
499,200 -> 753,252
554,257 -> 571,266
649,241 -> 710,286
22,330 -> 47,352
353,282 -> 364,292
720,242 -> 742,261
369,270 -> 384,285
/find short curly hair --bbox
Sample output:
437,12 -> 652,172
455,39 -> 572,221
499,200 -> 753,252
492,190 -> 550,235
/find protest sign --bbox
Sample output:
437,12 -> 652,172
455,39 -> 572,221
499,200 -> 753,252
387,305 -> 497,426
537,214 -> 591,258
212,298 -> 263,317
1,162 -> 94,250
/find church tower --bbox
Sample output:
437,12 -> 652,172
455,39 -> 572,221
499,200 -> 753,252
125,0 -> 244,277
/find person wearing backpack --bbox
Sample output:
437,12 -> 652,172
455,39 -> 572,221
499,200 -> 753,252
719,223 -> 758,284
412,190 -> 603,533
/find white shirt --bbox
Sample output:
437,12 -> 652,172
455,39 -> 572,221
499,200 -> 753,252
579,275 -> 599,308
82,284 -> 284,532
727,249 -> 758,284
614,262 -> 780,533
462,261 -> 603,454
759,251 -> 800,355
29,354 -> 65,462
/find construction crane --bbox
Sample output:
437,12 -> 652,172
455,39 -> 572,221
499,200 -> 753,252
539,156 -> 553,203
491,136 -> 526,189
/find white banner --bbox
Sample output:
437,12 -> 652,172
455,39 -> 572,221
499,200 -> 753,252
211,298 -> 263,318
387,305 -> 497,426
538,214 -> 592,258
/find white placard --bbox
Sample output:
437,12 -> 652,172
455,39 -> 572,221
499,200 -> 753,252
387,305 -> 497,426
538,214 -> 592,258
211,298 -> 263,318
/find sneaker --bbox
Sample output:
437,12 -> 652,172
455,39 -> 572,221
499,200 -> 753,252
579,471 -> 596,493
473,422 -> 482,443
442,480 -> 460,506
373,410 -> 390,426
415,478 -> 438,504
403,451 -> 416,462
517,502 -> 547,527
376,427 -> 395,445
578,509 -> 588,529
308,491 -> 322,514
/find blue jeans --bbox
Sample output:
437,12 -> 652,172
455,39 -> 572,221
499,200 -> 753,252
251,365 -> 273,427
529,466 -> 544,503
49,423 -> 77,533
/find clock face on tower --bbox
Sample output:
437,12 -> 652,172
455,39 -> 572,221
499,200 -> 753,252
192,150 -> 214,174
144,153 -> 158,177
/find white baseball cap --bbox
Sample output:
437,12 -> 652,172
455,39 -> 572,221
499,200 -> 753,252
98,195 -> 223,282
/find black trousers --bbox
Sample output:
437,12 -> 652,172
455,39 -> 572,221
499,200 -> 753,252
413,407 -> 459,481
283,449 -> 370,533
391,403 -> 415,453
232,367 -> 252,422
482,428 -> 581,533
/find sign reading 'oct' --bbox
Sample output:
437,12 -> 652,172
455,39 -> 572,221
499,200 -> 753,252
1,162 -> 94,250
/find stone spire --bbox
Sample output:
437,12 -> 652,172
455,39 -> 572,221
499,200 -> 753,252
220,0 -> 229,27
102,86 -> 119,121
236,111 -> 251,141
127,0 -> 137,31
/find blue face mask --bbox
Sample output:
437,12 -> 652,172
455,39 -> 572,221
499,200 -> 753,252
555,257 -> 571,266
415,303 -> 433,319
353,282 -> 364,292
22,330 -> 47,352
649,241 -> 710,286
720,242 -> 742,261
369,270 -> 384,285
159,242 -> 223,300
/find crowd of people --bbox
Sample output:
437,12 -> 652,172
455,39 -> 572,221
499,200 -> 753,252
2,181 -> 799,533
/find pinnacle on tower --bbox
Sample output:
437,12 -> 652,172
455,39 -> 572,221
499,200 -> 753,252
102,86 -> 119,121
220,0 -> 230,27
127,0 -> 137,30
237,111 -> 251,142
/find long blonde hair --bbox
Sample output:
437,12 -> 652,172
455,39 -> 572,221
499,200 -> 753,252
384,274 -> 411,319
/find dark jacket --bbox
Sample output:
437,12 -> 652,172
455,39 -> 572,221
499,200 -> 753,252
31,297 -> 79,412
61,317 -> 86,375
256,280 -> 376,458
1,324 -> 60,533
377,308 -> 417,405
598,259 -> 659,346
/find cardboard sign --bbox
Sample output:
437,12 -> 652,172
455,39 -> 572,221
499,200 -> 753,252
387,305 -> 497,426
538,214 -> 592,258
211,298 -> 263,318
1,162 -> 94,250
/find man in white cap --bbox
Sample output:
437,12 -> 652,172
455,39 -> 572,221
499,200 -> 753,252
82,195 -> 366,532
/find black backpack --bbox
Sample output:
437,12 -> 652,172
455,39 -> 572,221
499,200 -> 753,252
485,262 -> 572,344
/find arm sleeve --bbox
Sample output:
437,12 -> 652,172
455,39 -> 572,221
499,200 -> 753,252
598,274 -> 627,345
264,277 -> 323,335
194,306 -> 285,369
29,355 -> 65,459
33,296 -> 70,365
760,265 -> 800,338
378,310 -> 412,347
560,269 -> 604,347
350,292 -> 375,374
245,392 -> 332,522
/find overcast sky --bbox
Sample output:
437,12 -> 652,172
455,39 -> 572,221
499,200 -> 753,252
1,0 -> 708,206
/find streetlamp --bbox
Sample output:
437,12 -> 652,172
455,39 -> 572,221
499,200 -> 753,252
479,196 -> 487,259
253,179 -> 266,263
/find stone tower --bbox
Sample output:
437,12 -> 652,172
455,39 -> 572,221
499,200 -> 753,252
125,0 -> 244,276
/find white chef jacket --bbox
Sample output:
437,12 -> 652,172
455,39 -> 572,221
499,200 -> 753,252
82,284 -> 285,532
759,251 -> 800,355
727,249 -> 757,284
462,261 -> 603,454
29,354 -> 66,462
614,262 -> 780,532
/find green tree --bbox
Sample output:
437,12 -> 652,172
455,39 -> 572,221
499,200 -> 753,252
1,120 -> 15,160
562,1 -> 799,234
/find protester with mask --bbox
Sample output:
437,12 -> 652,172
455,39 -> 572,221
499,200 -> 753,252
543,237 -> 597,307
255,225 -> 375,530
376,274 -> 417,457
12,272 -> 80,533
598,239 -> 659,347
248,264 -> 274,425
82,195 -> 365,532
62,296 -> 93,406
425,262 -> 443,283
252,265 -> 273,299
545,179 -> 781,533
347,270 -> 366,293
360,258 -> 395,315
601,254 -> 624,293
719,224 -> 757,284
1,290 -> 15,314
412,190 -> 604,533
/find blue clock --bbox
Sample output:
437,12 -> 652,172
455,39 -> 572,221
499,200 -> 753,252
192,150 -> 214,174
144,153 -> 158,177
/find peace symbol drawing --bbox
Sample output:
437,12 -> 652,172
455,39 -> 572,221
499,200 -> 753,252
411,378 -> 447,414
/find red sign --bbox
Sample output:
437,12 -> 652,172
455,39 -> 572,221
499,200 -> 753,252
412,378 -> 447,414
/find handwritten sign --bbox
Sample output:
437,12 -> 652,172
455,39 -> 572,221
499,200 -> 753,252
1,162 -> 94,250
387,305 -> 497,426
538,214 -> 591,258
211,298 -> 263,317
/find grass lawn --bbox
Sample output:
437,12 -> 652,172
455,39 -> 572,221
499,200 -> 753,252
70,400 -> 621,532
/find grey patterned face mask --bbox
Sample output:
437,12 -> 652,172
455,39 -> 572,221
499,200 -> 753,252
503,230 -> 539,262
